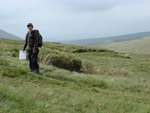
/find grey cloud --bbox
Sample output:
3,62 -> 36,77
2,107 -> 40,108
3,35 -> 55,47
51,0 -> 150,13
0,0 -> 150,41
51,0 -> 117,12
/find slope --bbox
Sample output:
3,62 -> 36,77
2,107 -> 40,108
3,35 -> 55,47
0,29 -> 19,40
64,31 -> 150,45
100,37 -> 150,54
0,39 -> 150,113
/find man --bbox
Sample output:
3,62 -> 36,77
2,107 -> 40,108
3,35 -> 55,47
23,23 -> 43,73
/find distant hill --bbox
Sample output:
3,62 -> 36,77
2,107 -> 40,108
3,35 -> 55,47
64,31 -> 150,45
98,37 -> 150,54
0,29 -> 19,40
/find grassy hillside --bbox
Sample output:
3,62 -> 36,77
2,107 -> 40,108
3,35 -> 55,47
0,39 -> 150,113
95,37 -> 150,54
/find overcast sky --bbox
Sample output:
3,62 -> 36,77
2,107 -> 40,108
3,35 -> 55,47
0,0 -> 150,41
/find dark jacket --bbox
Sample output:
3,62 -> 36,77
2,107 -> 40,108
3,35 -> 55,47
23,30 -> 39,50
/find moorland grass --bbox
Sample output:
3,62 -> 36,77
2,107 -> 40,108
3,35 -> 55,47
0,39 -> 150,113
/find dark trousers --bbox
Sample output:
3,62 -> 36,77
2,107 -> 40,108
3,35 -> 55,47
28,48 -> 39,72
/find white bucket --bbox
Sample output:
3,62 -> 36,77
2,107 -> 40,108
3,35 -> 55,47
19,50 -> 27,60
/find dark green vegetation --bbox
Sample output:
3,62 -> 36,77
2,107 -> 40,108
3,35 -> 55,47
0,39 -> 150,113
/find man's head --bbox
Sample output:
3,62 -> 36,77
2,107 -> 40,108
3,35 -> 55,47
27,23 -> 33,32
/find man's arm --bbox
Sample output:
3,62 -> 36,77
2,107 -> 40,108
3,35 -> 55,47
23,33 -> 28,51
34,30 -> 39,48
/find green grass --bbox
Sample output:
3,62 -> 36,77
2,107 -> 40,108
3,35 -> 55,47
0,39 -> 150,113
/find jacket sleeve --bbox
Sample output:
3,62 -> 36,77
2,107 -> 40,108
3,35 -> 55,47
34,30 -> 39,48
23,33 -> 28,51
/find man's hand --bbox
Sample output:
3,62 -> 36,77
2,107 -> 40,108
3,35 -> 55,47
33,48 -> 37,54
23,48 -> 25,51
